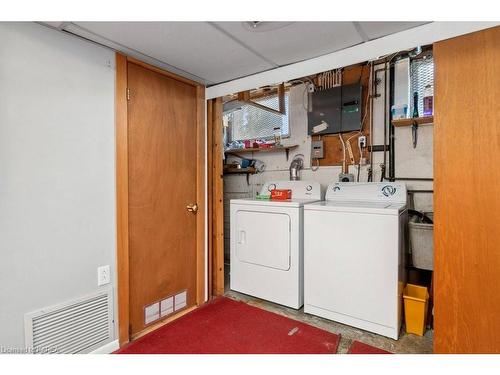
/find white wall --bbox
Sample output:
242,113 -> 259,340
224,66 -> 434,258
0,23 -> 116,348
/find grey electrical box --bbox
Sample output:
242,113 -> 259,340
311,140 -> 324,159
307,83 -> 362,135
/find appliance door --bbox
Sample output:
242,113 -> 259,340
235,210 -> 291,271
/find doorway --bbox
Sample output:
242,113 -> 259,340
115,54 -> 205,344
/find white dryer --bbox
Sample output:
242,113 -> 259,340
230,181 -> 321,309
304,182 -> 407,339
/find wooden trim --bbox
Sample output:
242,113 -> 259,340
212,97 -> 225,296
195,85 -> 206,305
115,53 -> 130,346
115,53 -> 206,346
206,100 -> 214,300
277,83 -> 285,114
126,56 -> 203,88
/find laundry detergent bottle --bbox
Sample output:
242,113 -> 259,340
423,84 -> 434,116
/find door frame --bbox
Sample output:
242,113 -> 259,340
206,98 -> 225,297
115,53 -> 206,346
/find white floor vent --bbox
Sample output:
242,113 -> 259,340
24,290 -> 113,354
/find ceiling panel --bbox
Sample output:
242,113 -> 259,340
213,22 -> 364,66
75,22 -> 275,84
357,22 -> 429,41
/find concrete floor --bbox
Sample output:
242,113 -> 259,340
224,265 -> 433,354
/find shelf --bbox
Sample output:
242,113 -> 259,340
223,166 -> 257,175
392,116 -> 434,127
225,145 -> 299,161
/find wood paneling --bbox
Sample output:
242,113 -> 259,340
127,56 -> 203,88
195,86 -> 206,304
115,53 -> 130,346
206,100 -> 214,299
433,26 -> 500,353
314,64 -> 371,166
212,98 -> 225,296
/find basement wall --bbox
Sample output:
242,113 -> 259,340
0,22 -> 117,348
224,66 -> 433,261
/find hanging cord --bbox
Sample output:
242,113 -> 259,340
380,164 -> 386,182
356,135 -> 363,182
338,133 -> 347,174
311,157 -> 320,172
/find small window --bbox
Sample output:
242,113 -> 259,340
410,55 -> 434,117
224,93 -> 290,143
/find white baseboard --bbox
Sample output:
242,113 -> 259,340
89,339 -> 119,354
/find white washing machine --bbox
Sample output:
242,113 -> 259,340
230,181 -> 322,309
304,182 -> 407,339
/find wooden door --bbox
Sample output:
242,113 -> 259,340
126,61 -> 200,337
434,26 -> 500,353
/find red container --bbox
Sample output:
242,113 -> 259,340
271,189 -> 292,200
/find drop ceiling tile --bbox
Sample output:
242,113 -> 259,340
212,22 -> 364,66
357,22 -> 429,41
75,22 -> 275,84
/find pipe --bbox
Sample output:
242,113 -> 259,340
369,62 -> 375,178
383,60 -> 388,180
289,155 -> 304,181
389,60 -> 396,181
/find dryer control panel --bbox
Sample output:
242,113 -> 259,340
261,181 -> 321,200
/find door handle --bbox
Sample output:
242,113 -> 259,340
238,230 -> 246,244
186,203 -> 198,214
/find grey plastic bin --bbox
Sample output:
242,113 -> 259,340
409,213 -> 434,271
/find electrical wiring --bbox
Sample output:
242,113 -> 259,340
345,61 -> 373,181
295,77 -> 315,112
311,157 -> 320,172
338,133 -> 347,174
311,135 -> 321,172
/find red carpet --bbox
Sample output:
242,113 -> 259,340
116,297 -> 340,354
347,341 -> 392,354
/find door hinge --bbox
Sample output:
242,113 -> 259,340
126,88 -> 130,101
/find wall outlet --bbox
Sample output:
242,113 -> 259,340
358,136 -> 367,149
97,265 -> 110,286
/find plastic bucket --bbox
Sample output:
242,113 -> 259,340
403,284 -> 429,336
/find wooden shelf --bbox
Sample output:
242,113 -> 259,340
223,166 -> 256,175
225,145 -> 299,161
392,116 -> 434,127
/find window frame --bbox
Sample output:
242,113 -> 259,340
224,92 -> 291,144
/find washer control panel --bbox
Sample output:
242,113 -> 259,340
326,182 -> 407,203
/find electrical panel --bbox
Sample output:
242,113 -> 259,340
307,83 -> 362,135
